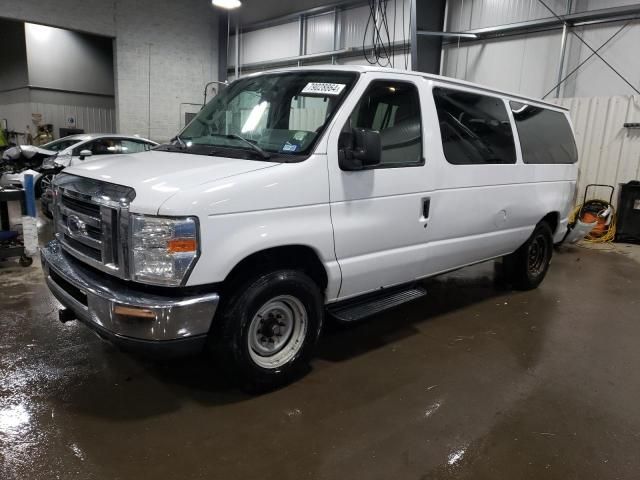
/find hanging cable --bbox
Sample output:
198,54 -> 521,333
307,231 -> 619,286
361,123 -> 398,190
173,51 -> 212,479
402,0 -> 407,69
363,0 -> 394,67
391,0 -> 397,68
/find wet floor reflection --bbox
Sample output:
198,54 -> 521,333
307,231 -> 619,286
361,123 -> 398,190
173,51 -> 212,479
2,241 -> 640,479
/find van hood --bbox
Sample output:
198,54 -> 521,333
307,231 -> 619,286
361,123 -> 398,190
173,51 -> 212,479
63,150 -> 279,214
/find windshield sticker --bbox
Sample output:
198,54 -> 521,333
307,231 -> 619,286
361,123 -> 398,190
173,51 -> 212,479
301,82 -> 346,96
293,131 -> 307,141
282,142 -> 298,152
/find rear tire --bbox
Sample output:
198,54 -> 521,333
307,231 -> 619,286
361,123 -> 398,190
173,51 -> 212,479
210,269 -> 324,392
504,222 -> 553,290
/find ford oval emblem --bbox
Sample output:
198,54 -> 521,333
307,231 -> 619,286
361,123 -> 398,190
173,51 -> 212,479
66,214 -> 87,237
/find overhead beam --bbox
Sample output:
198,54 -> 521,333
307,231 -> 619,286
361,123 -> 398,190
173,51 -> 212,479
227,41 -> 410,74
238,0 -> 366,34
417,31 -> 478,39
443,4 -> 640,44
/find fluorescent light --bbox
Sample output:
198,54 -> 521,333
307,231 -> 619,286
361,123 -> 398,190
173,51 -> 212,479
26,23 -> 53,42
212,0 -> 241,9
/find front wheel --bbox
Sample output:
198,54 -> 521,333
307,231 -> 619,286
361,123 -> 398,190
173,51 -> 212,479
210,269 -> 324,392
35,173 -> 55,198
504,222 -> 553,290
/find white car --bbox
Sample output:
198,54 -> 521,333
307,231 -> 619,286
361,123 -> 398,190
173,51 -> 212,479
0,134 -> 157,196
41,66 -> 578,390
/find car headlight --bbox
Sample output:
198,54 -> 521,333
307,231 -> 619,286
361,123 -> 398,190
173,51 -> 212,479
41,157 -> 57,169
130,215 -> 199,286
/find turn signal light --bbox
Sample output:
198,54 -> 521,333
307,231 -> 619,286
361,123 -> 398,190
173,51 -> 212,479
167,238 -> 197,253
114,305 -> 155,319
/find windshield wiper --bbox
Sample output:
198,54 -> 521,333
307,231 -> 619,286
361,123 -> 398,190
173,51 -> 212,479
211,133 -> 271,160
170,134 -> 189,149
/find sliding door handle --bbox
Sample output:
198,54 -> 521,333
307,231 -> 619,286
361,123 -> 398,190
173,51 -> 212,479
422,198 -> 431,219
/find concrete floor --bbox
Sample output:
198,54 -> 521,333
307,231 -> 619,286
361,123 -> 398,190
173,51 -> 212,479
1,240 -> 640,479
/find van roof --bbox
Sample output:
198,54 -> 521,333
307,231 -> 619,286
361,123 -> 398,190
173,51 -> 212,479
254,65 -> 568,112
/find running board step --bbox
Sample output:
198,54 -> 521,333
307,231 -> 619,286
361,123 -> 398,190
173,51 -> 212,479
328,286 -> 426,322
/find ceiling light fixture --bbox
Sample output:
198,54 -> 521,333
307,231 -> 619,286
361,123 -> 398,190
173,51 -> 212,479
212,0 -> 242,9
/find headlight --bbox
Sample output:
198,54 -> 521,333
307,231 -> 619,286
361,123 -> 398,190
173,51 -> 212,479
130,215 -> 199,286
41,157 -> 57,169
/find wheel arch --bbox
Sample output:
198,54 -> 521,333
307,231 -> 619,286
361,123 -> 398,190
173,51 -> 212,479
540,211 -> 560,235
221,244 -> 329,296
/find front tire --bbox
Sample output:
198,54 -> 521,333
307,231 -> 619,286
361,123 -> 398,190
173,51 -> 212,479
35,173 -> 54,199
504,222 -> 553,290
211,269 -> 324,392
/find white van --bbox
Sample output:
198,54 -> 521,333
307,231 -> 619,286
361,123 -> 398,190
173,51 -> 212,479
41,66 -> 578,390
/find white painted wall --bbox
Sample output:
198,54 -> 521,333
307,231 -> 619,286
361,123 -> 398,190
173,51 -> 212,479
1,0 -> 219,142
24,23 -> 114,96
0,22 -> 115,140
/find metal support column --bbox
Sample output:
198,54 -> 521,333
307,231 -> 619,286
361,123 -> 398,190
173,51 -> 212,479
298,15 -> 306,66
555,0 -> 573,98
234,17 -> 239,79
332,7 -> 341,65
218,12 -> 229,82
411,0 -> 448,73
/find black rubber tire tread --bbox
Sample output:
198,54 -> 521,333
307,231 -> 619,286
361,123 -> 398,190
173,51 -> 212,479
210,269 -> 323,393
504,222 -> 553,291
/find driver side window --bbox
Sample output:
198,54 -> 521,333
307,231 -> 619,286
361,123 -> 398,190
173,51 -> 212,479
341,80 -> 423,168
73,139 -> 120,156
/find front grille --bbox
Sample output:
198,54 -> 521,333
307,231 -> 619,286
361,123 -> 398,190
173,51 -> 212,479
63,233 -> 103,261
53,174 -> 135,279
61,194 -> 101,217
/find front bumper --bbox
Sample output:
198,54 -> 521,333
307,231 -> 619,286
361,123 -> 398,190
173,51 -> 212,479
41,241 -> 219,357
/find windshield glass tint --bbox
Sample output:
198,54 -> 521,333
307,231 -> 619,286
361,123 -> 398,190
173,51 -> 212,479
42,138 -> 81,152
180,72 -> 358,156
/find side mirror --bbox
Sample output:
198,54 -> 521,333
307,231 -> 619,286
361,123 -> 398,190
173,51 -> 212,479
338,128 -> 381,171
79,150 -> 92,160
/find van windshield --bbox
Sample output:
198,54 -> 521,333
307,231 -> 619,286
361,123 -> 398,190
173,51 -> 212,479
178,71 -> 358,160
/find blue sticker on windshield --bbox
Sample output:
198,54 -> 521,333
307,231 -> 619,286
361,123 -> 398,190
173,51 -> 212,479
282,142 -> 298,152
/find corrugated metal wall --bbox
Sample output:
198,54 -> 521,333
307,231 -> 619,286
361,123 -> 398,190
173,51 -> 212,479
31,103 -> 115,134
0,101 -> 115,143
229,0 -> 412,74
441,30 -> 563,99
445,0 -> 566,31
442,0 -> 640,99
552,95 -> 640,205
306,11 -> 335,54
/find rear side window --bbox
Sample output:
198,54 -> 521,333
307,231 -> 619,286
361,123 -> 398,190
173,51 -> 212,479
510,102 -> 577,164
433,87 -> 516,165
